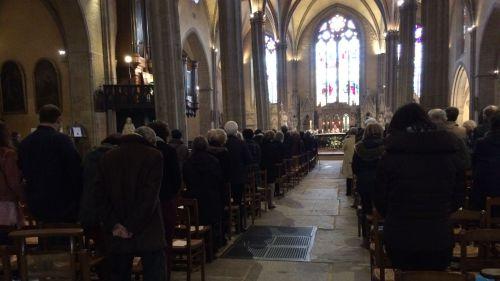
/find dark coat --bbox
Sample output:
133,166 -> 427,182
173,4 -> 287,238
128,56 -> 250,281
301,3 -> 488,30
95,134 -> 165,254
225,135 -> 252,185
80,144 -> 116,227
352,138 -> 385,196
472,131 -> 500,210
207,145 -> 231,183
261,140 -> 285,183
18,126 -> 82,222
183,151 -> 224,225
156,138 -> 181,201
245,139 -> 262,166
374,130 -> 465,252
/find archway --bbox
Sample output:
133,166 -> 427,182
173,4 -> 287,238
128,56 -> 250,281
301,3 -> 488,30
451,66 -> 471,124
0,0 -> 92,142
182,30 -> 212,140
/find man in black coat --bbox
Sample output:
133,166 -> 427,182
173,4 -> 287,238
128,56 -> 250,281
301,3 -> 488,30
95,127 -> 166,281
472,112 -> 500,210
147,121 -> 181,280
18,104 -> 82,223
473,105 -> 498,144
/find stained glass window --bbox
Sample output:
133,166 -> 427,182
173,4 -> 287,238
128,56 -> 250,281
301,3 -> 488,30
414,25 -> 423,97
315,14 -> 360,106
265,35 -> 278,103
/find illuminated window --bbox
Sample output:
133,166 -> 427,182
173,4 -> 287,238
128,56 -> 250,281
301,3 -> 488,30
414,25 -> 423,97
315,15 -> 360,106
265,35 -> 278,104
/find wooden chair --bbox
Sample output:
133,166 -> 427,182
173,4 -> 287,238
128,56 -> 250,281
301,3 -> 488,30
177,198 -> 214,262
274,163 -> 286,197
172,205 -> 206,281
369,214 -> 394,281
486,197 -> 500,228
244,172 -> 261,225
395,271 -> 474,281
9,228 -> 85,281
459,228 -> 500,273
451,209 -> 486,261
223,183 -> 241,236
283,159 -> 295,191
255,170 -> 269,211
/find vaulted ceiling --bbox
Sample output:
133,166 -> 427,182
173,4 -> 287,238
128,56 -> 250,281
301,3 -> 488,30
201,0 -> 401,50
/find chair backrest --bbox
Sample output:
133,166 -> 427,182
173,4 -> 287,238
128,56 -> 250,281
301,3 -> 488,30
459,228 -> 500,272
177,198 -> 200,232
9,228 -> 84,281
395,271 -> 474,281
174,205 -> 192,248
450,208 -> 486,229
485,197 -> 500,227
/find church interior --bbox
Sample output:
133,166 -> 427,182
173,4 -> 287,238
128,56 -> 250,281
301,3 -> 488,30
0,0 -> 500,280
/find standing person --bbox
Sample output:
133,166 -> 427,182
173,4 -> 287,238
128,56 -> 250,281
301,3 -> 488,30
281,125 -> 293,159
374,103 -> 465,271
18,104 -> 82,223
473,105 -> 498,143
183,137 -> 224,247
242,129 -> 261,166
95,127 -> 166,281
444,107 -> 467,140
0,122 -> 25,243
471,112 -> 500,210
207,129 -> 231,183
272,132 -> 286,196
224,121 -> 251,230
341,128 -> 357,196
168,129 -> 189,168
148,121 -> 181,281
352,123 -> 385,241
462,120 -> 477,153
260,131 -> 283,209
10,132 -> 21,151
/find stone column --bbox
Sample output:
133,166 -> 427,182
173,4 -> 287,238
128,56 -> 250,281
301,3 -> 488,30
250,11 -> 270,130
211,48 -> 219,127
147,0 -> 186,133
276,42 -> 288,126
398,0 -> 417,107
385,30 -> 399,114
218,0 -> 246,127
421,0 -> 450,110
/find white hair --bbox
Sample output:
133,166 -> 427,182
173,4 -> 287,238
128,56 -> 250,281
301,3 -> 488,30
135,126 -> 157,145
428,108 -> 447,123
224,121 -> 239,136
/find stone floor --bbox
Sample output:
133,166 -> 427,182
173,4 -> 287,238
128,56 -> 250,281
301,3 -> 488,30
172,159 -> 370,281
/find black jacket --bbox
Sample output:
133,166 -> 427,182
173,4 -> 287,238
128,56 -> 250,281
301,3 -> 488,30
245,139 -> 262,166
156,138 -> 181,201
374,130 -> 465,251
183,151 -> 224,225
472,131 -> 500,210
207,144 -> 231,183
225,135 -> 252,185
352,138 -> 385,195
95,134 -> 165,253
261,140 -> 285,183
80,143 -> 116,227
18,126 -> 82,222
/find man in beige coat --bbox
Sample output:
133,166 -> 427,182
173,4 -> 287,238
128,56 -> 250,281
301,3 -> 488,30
445,107 -> 467,141
341,128 -> 358,196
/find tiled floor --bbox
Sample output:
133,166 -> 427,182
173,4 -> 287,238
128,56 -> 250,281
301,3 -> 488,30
172,159 -> 370,281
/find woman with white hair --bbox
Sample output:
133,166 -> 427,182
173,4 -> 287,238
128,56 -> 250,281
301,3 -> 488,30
207,129 -> 231,183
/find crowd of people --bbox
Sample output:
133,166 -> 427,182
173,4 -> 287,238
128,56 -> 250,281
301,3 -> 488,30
0,104 -> 318,280
342,103 -> 500,271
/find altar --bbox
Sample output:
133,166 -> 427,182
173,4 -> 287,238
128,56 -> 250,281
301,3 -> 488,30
316,133 -> 347,152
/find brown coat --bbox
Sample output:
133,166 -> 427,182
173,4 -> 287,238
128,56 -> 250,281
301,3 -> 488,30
96,134 -> 166,254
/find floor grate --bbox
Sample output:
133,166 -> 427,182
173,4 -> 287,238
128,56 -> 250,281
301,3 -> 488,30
222,226 -> 317,262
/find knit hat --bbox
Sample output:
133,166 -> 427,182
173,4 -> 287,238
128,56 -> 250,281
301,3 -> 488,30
224,121 -> 239,136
